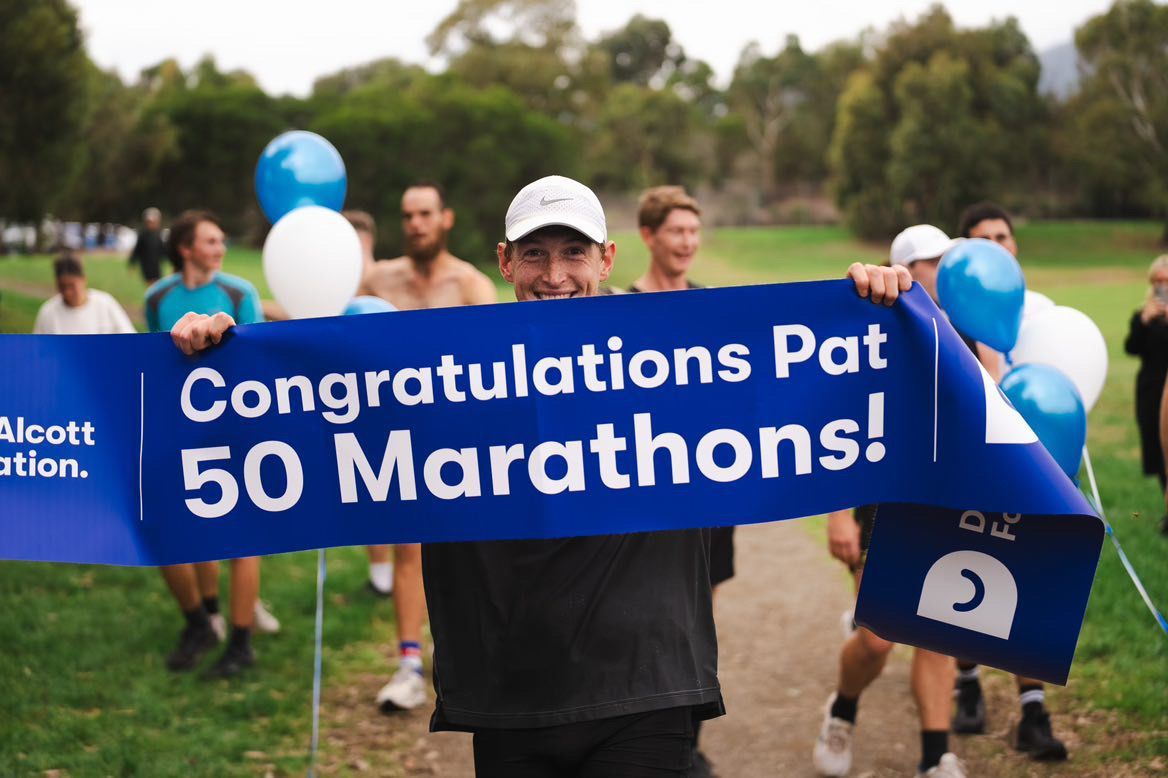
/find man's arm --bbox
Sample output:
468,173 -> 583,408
826,509 -> 861,568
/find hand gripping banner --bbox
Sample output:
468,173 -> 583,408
0,281 -> 1102,683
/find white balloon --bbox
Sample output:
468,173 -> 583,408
1022,290 -> 1055,322
263,206 -> 362,319
1011,306 -> 1108,411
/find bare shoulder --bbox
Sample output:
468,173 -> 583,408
447,255 -> 498,303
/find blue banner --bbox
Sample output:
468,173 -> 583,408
0,281 -> 1102,683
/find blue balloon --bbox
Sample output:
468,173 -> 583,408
255,131 -> 347,224
344,296 -> 397,316
937,238 -> 1025,353
1000,364 -> 1086,479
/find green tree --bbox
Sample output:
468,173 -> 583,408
0,0 -> 89,222
828,6 -> 1047,237
586,83 -> 711,191
145,59 -> 288,238
311,76 -> 576,263
1074,0 -> 1168,239
726,36 -> 861,200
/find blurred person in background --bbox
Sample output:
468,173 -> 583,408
33,253 -> 135,335
1127,255 -> 1168,534
128,207 -> 166,284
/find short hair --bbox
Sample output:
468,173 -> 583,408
53,253 -> 84,279
167,210 -> 222,268
637,186 -> 701,232
142,207 -> 161,222
958,202 -> 1013,239
405,181 -> 447,209
343,210 -> 376,240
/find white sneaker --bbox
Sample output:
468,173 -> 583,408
208,613 -> 227,641
376,667 -> 428,712
917,753 -> 967,778
813,694 -> 854,776
254,601 -> 281,634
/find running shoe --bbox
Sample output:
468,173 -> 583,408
1016,709 -> 1068,761
951,680 -> 986,734
812,694 -> 854,777
376,667 -> 428,712
166,622 -> 220,672
254,601 -> 281,634
916,753 -> 967,777
202,642 -> 256,679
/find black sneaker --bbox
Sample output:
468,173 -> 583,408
1159,514 -> 1168,536
1015,709 -> 1068,761
952,682 -> 986,734
202,642 -> 256,680
165,623 -> 220,672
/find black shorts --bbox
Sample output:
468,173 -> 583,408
472,706 -> 696,777
709,526 -> 735,587
852,505 -> 878,571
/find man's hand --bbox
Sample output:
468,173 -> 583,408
826,509 -> 861,568
170,311 -> 235,356
847,263 -> 912,306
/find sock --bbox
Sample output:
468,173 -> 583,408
957,665 -> 980,693
919,730 -> 948,771
830,693 -> 859,724
400,641 -> 423,675
202,596 -> 220,615
369,562 -> 393,593
1019,684 -> 1045,717
229,626 -> 252,651
183,605 -> 210,629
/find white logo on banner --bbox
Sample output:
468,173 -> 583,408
917,550 -> 1018,639
981,364 -> 1038,445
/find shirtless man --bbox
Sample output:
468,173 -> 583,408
358,184 -> 496,712
360,182 -> 496,310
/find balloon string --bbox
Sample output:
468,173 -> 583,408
308,549 -> 327,777
1081,447 -> 1168,637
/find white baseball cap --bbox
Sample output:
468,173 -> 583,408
890,224 -> 961,266
505,175 -> 608,244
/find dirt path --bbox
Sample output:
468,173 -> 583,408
318,521 -> 1148,777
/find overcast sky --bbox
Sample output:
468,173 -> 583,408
76,0 -> 1112,97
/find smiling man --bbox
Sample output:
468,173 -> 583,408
146,210 -> 273,679
631,186 -> 702,293
169,175 -> 910,775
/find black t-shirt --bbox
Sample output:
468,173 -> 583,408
422,529 -> 723,731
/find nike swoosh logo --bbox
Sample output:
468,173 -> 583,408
540,196 -> 573,206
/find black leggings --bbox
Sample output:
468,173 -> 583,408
472,707 -> 695,777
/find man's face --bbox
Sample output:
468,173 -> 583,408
356,230 -> 375,262
57,274 -> 87,308
145,214 -> 161,230
968,218 -> 1017,257
402,187 -> 453,262
641,208 -> 701,277
498,228 -> 615,302
907,257 -> 941,302
181,220 -> 226,273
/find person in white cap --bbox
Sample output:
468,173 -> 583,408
814,225 -> 968,778
168,175 -> 912,777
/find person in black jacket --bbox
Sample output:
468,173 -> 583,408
1125,255 -> 1168,507
128,207 -> 166,283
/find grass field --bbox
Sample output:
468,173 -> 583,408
1,221 -> 1166,774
